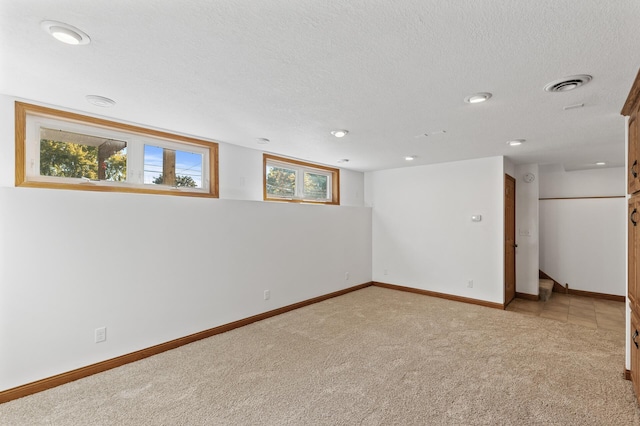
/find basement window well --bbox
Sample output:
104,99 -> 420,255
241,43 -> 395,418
15,102 -> 218,198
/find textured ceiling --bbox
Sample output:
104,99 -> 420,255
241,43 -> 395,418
1,0 -> 639,172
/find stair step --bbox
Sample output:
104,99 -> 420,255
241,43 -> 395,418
539,279 -> 554,302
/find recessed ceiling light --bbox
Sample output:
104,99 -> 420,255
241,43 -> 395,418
595,161 -> 606,166
544,75 -> 592,92
405,156 -> 416,161
464,92 -> 492,104
41,20 -> 91,45
507,139 -> 525,146
256,138 -> 270,144
331,130 -> 349,138
86,95 -> 115,107
337,159 -> 349,163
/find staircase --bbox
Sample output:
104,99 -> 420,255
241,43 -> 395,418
539,279 -> 554,302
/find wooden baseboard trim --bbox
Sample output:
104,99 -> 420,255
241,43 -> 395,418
566,288 -> 625,302
516,292 -> 539,301
625,369 -> 632,381
372,282 -> 504,310
540,270 -> 624,302
551,284 -> 624,302
0,282 -> 373,404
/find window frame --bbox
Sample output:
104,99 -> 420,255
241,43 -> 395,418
263,153 -> 340,205
15,102 -> 219,198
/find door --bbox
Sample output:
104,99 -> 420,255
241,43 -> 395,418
504,175 -> 516,305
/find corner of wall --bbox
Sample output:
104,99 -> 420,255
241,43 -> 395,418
514,164 -> 540,296
0,95 -> 16,188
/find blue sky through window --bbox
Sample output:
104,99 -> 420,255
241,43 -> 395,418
143,145 -> 203,187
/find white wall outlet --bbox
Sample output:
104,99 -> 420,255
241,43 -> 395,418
467,280 -> 473,288
95,327 -> 106,343
264,290 -> 270,300
383,269 -> 388,275
345,272 -> 350,280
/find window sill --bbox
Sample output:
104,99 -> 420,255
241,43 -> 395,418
264,196 -> 339,205
17,180 -> 218,198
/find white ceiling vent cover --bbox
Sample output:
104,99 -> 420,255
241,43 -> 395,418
544,75 -> 592,92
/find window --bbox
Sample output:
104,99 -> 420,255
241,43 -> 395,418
15,102 -> 218,197
263,154 -> 339,205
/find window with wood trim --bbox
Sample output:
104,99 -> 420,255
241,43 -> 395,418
15,102 -> 218,198
263,154 -> 340,205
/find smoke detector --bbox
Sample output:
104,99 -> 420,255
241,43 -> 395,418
544,75 -> 592,92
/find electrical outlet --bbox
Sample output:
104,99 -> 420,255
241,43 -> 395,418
384,269 -> 388,275
95,327 -> 106,343
467,280 -> 473,288
264,290 -> 270,300
345,272 -> 350,280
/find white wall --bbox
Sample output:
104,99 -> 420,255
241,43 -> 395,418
539,198 -> 625,295
504,157 -> 516,178
367,156 -> 505,304
218,143 -> 264,201
338,169 -> 365,207
539,165 -> 625,198
0,96 -> 371,391
538,166 -> 625,295
514,164 -> 539,296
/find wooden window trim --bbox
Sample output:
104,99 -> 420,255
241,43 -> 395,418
263,153 -> 340,205
15,102 -> 219,198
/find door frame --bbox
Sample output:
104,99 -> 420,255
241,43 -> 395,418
504,174 -> 516,305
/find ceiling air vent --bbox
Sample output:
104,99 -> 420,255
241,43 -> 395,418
544,75 -> 592,92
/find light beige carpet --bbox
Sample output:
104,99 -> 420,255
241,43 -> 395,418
1,286 -> 639,425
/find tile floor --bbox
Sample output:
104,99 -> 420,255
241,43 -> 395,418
506,292 -> 626,335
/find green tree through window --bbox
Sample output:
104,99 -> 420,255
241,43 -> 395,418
40,139 -> 98,179
40,139 -> 127,181
152,174 -> 197,187
303,172 -> 328,199
266,166 -> 296,197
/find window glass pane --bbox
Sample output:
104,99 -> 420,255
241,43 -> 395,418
144,145 -> 203,188
143,145 -> 162,184
303,172 -> 329,200
266,165 -> 297,197
176,150 -> 203,188
39,128 -> 127,181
